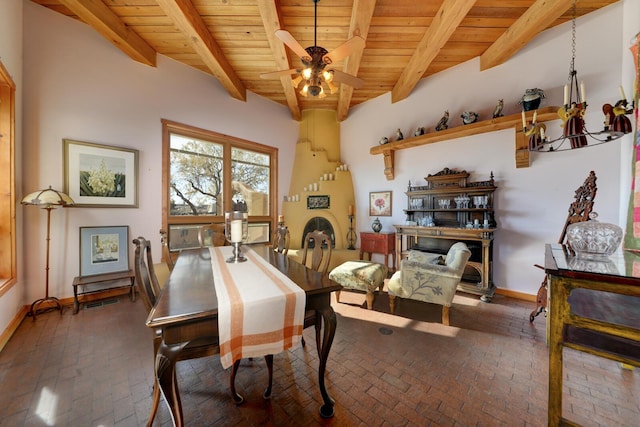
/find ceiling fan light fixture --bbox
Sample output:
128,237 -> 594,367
292,75 -> 303,88
302,67 -> 312,80
308,84 -> 322,97
327,80 -> 338,94
300,83 -> 309,97
323,70 -> 333,82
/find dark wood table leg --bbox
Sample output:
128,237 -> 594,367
155,340 -> 188,427
317,300 -> 337,418
230,360 -> 244,404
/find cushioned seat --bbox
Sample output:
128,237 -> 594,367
387,242 -> 471,325
330,261 -> 388,309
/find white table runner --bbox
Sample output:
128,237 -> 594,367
210,246 -> 305,369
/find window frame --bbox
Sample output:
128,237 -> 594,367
0,59 -> 16,295
161,119 -> 278,250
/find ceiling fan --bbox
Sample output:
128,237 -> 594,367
260,0 -> 365,98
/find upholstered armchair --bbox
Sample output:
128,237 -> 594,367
387,242 -> 471,325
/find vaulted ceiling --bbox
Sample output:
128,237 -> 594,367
31,0 -> 619,121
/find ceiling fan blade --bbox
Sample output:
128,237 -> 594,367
260,68 -> 300,79
323,36 -> 365,64
275,30 -> 311,61
330,70 -> 364,89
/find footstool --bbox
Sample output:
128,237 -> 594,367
329,261 -> 388,309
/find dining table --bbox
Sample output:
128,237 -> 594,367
145,244 -> 343,425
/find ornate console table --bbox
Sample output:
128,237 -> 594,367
545,244 -> 640,426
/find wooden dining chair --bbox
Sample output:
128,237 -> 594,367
133,237 -> 272,423
272,225 -> 290,255
159,229 -> 174,272
300,230 -> 333,351
198,223 -> 227,247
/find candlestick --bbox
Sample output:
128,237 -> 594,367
563,84 -> 569,105
619,85 -> 627,100
532,110 -> 537,123
278,215 -> 284,223
521,110 -> 526,129
348,204 -> 354,216
580,80 -> 586,103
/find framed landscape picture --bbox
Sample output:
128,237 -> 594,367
369,191 -> 392,216
64,139 -> 138,207
80,226 -> 129,276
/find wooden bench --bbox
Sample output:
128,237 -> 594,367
72,270 -> 136,314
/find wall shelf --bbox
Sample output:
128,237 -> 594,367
370,106 -> 560,179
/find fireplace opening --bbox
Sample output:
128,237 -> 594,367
301,217 -> 336,248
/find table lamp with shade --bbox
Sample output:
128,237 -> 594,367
21,186 -> 74,318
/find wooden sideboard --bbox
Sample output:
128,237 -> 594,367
394,225 -> 495,301
360,232 -> 395,270
544,244 -> 640,426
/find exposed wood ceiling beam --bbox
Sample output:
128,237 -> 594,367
257,0 -> 301,121
156,0 -> 246,102
391,0 -> 477,104
480,0 -> 572,71
336,0 -> 377,122
58,0 -> 156,67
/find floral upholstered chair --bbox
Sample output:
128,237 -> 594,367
387,242 -> 471,326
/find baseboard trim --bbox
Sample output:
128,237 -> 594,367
0,305 -> 29,353
495,288 -> 536,302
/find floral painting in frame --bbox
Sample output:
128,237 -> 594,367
369,191 -> 392,216
64,139 -> 138,207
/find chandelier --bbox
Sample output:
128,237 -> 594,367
525,0 -> 632,152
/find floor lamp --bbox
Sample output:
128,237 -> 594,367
22,186 -> 74,319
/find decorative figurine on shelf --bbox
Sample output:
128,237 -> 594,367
395,128 -> 404,141
461,111 -> 479,125
518,88 -> 546,111
525,122 -> 547,151
414,127 -> 425,136
492,99 -> 504,118
379,136 -> 389,145
435,110 -> 449,131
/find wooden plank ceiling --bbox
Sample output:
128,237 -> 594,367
31,0 -> 619,121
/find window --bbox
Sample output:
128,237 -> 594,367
162,120 -> 277,251
0,59 -> 16,294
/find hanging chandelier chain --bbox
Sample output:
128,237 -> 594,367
569,0 -> 577,78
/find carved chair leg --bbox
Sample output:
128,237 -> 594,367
442,305 -> 450,326
529,277 -> 548,322
389,294 -> 396,314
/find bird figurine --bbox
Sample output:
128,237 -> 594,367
461,111 -> 479,125
379,136 -> 389,145
492,99 -> 504,118
414,127 -> 425,136
395,128 -> 404,141
519,88 -> 546,111
435,110 -> 449,131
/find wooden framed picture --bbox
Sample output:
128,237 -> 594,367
64,139 -> 138,207
307,195 -> 330,209
79,226 -> 129,277
369,191 -> 392,216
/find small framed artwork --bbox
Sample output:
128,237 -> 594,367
307,195 -> 330,209
80,226 -> 130,276
369,191 -> 392,216
64,139 -> 139,207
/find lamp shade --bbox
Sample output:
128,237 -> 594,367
21,186 -> 74,207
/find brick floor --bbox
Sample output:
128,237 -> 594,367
0,290 -> 638,426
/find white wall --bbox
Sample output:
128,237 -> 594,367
0,0 -> 24,335
342,2 -> 636,296
21,2 -> 298,304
